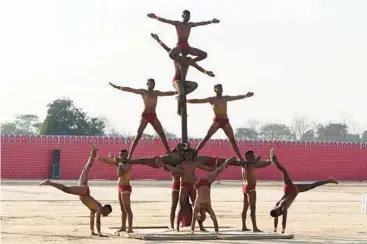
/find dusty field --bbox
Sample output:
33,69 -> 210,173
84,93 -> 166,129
1,180 -> 366,244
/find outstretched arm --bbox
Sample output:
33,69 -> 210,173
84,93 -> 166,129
126,158 -> 160,168
96,155 -> 118,166
109,82 -> 144,95
187,97 -> 213,104
150,33 -> 171,53
225,92 -> 254,102
237,160 -> 272,168
147,13 -> 177,25
191,18 -> 220,27
155,90 -> 178,96
189,61 -> 215,77
197,162 -> 216,171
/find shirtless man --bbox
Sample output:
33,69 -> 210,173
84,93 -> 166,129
168,147 -> 216,231
39,144 -> 112,237
150,33 -> 214,114
156,156 -> 236,237
187,84 -> 254,160
269,148 -> 338,233
240,150 -> 271,232
147,10 -> 220,62
97,149 -> 162,234
109,79 -> 175,158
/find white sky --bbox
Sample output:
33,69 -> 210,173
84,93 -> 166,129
1,0 -> 367,137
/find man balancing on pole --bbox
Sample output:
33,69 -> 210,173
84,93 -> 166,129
186,84 -> 254,160
155,156 -> 236,238
269,148 -> 338,233
150,33 -> 215,115
39,144 -> 112,237
147,10 -> 220,62
109,79 -> 176,158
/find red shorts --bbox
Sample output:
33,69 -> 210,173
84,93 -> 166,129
180,181 -> 195,194
242,184 -> 256,194
142,112 -> 157,123
177,41 -> 190,51
172,181 -> 180,191
284,184 -> 299,198
81,186 -> 90,197
194,179 -> 211,190
118,185 -> 132,194
213,117 -> 229,128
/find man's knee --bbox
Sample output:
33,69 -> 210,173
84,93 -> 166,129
200,51 -> 207,58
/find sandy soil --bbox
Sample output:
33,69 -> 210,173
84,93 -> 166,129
1,180 -> 366,244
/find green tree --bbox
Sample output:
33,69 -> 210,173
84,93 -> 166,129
235,127 -> 259,140
14,114 -> 42,134
362,130 -> 367,142
317,123 -> 348,141
1,122 -> 19,135
260,123 -> 294,141
40,98 -> 105,136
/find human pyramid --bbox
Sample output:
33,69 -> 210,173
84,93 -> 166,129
39,10 -> 339,238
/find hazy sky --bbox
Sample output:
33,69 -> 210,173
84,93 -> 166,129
1,0 -> 367,138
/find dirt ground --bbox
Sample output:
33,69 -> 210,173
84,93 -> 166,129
1,180 -> 366,244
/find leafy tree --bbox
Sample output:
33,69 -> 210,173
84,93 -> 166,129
1,114 -> 42,135
317,123 -> 348,141
300,130 -> 316,141
362,130 -> 367,142
260,123 -> 294,141
291,116 -> 312,140
1,122 -> 20,135
235,127 -> 259,140
40,98 -> 105,136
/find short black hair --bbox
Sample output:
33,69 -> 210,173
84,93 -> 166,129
120,149 -> 128,154
245,150 -> 254,156
104,204 -> 112,213
147,78 -> 155,82
183,10 -> 190,15
214,84 -> 222,89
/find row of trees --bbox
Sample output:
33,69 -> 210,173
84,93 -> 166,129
1,98 -> 367,142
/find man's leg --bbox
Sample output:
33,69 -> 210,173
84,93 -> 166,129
248,191 -> 261,232
241,194 -> 250,231
188,47 -> 208,62
223,123 -> 244,160
121,192 -> 133,233
169,46 -> 184,61
128,118 -> 148,158
116,191 -> 127,233
196,122 -> 220,152
184,81 -> 198,95
40,146 -> 96,195
151,119 -> 171,154
296,178 -> 338,193
176,188 -> 189,231
272,158 -> 293,185
170,189 -> 180,229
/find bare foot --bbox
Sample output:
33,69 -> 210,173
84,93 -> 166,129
39,179 -> 50,186
127,229 -> 133,234
200,228 -> 208,232
242,227 -> 251,231
329,177 -> 338,185
253,228 -> 263,232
